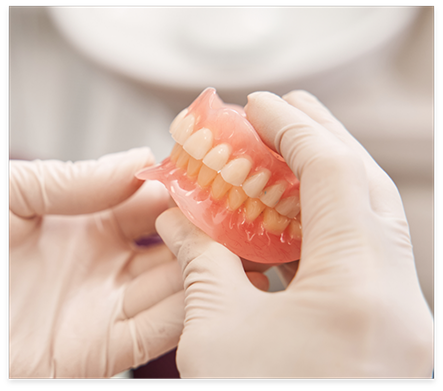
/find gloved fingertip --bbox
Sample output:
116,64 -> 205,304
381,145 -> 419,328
245,92 -> 290,153
125,147 -> 156,168
96,148 -> 156,186
283,89 -> 317,102
155,207 -> 189,257
155,206 -> 182,230
156,207 -> 246,289
247,90 -> 280,101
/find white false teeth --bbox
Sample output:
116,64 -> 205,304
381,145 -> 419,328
259,182 -> 287,208
242,169 -> 271,198
171,113 -> 195,145
183,127 -> 213,160
203,144 -> 232,171
275,195 -> 300,219
220,157 -> 252,186
169,108 -> 188,135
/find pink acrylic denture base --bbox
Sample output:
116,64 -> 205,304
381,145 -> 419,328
137,88 -> 301,264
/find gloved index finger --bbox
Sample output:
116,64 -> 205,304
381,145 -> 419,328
9,148 -> 154,218
245,92 -> 379,279
245,91 -> 371,219
281,90 -> 407,219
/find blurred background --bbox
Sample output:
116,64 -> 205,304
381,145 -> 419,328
9,6 -> 434,378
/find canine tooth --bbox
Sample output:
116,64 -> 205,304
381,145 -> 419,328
242,169 -> 271,198
171,113 -> 195,145
259,182 -> 287,208
288,219 -> 302,240
263,208 -> 290,236
170,143 -> 183,163
176,149 -> 190,169
275,195 -> 300,218
183,127 -> 213,160
197,164 -> 217,188
202,144 -> 232,171
187,156 -> 203,178
211,174 -> 232,200
220,157 -> 252,186
245,198 -> 266,222
169,108 -> 188,136
228,186 -> 248,211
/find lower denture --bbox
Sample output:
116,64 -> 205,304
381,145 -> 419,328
136,88 -> 301,264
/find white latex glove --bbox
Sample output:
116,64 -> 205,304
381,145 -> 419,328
10,148 -> 185,378
156,91 -> 433,378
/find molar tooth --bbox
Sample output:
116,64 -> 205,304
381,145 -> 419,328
245,198 -> 266,222
170,143 -> 183,163
242,169 -> 271,198
183,127 -> 213,160
197,164 -> 217,188
202,144 -> 232,171
275,195 -> 300,219
263,208 -> 290,236
228,186 -> 248,211
187,156 -> 203,178
211,173 -> 232,200
171,113 -> 195,145
259,182 -> 287,208
176,149 -> 190,169
169,108 -> 188,136
220,157 -> 252,186
288,219 -> 302,240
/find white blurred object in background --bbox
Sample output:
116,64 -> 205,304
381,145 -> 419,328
48,7 -> 419,93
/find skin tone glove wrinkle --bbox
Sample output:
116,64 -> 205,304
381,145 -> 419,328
10,148 -> 185,378
156,91 -> 433,378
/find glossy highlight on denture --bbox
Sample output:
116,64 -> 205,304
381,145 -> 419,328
137,88 -> 302,264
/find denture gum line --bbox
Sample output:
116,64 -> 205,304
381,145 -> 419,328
136,88 -> 302,264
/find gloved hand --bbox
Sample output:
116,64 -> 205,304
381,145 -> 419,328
10,148 -> 185,378
156,91 -> 433,378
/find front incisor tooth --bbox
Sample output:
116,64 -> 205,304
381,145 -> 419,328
171,113 -> 195,145
220,157 -> 252,186
197,164 -> 217,188
202,144 -> 232,171
228,186 -> 248,211
169,108 -> 188,136
211,173 -> 232,200
187,156 -> 203,178
242,169 -> 271,198
275,195 -> 300,219
183,127 -> 213,160
245,198 -> 266,222
263,208 -> 290,236
259,182 -> 287,208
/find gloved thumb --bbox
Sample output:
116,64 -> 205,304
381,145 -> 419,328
156,208 -> 258,319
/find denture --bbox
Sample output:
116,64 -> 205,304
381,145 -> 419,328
136,88 -> 302,264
